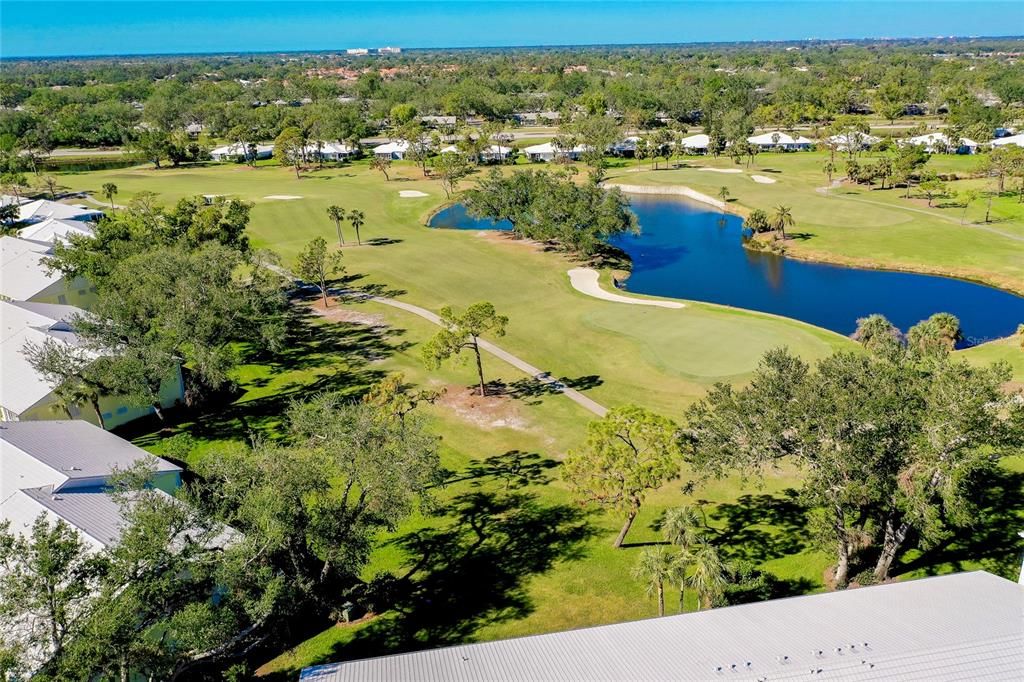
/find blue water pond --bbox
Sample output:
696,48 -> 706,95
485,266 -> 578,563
429,197 -> 1024,346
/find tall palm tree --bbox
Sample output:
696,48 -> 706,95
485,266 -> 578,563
687,541 -> 729,610
101,182 -> 118,210
54,380 -> 104,429
769,204 -> 795,240
632,546 -> 683,617
348,209 -> 365,246
662,506 -> 704,612
327,205 -> 345,246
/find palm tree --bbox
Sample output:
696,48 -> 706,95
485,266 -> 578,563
327,205 -> 346,246
632,546 -> 683,617
717,186 -> 730,211
348,209 -> 365,245
54,380 -> 104,429
769,204 -> 795,240
823,160 -> 836,195
662,506 -> 704,612
687,541 -> 729,610
101,182 -> 118,210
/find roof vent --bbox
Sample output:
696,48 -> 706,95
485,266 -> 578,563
51,494 -> 62,501
63,466 -> 81,471
777,655 -> 790,664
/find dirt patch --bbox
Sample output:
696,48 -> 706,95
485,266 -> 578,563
264,194 -> 303,200
437,385 -> 530,431
308,299 -> 387,327
399,190 -> 429,198
477,230 -> 548,253
750,174 -> 777,184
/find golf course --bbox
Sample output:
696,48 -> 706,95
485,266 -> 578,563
52,151 -> 1024,677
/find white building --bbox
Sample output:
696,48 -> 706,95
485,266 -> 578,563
0,300 -> 184,429
16,199 -> 103,225
301,571 -> 1023,682
522,141 -> 591,162
300,141 -> 358,161
0,420 -> 183,546
372,140 -> 412,160
825,132 -> 881,151
18,217 -> 94,244
902,132 -> 979,154
441,144 -> 513,163
989,133 -> 1024,148
677,133 -> 712,153
209,142 -> 274,162
747,131 -> 815,151
0,235 -> 96,307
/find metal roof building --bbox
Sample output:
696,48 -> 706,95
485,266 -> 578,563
300,571 -> 1023,681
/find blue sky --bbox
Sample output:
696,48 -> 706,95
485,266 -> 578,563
2,1 -> 1021,58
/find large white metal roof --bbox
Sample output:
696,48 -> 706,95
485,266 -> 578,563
301,571 -> 1023,682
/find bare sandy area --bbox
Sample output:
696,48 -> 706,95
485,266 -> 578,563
750,175 -> 777,184
568,268 -> 685,309
399,190 -> 429,198
698,167 -> 742,174
604,183 -> 726,210
264,195 -> 303,200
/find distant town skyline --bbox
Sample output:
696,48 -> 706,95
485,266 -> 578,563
2,1 -> 1022,59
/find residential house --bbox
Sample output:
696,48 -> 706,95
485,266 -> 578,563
209,142 -> 274,162
902,132 -> 979,154
372,140 -> 412,160
522,141 -> 591,162
301,571 -> 1024,682
18,217 -> 95,244
441,144 -> 514,163
747,132 -> 815,151
0,300 -> 185,428
608,136 -> 641,157
825,132 -> 881,151
676,133 -> 711,154
0,235 -> 96,307
300,141 -> 358,161
16,199 -> 103,224
989,133 -> 1024,148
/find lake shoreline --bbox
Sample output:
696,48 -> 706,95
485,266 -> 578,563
606,182 -> 1024,299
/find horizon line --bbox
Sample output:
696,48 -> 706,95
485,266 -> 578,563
3,34 -> 1023,62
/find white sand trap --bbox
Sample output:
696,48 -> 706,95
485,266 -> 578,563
399,190 -> 429,198
698,167 -> 742,174
750,175 -> 777,184
568,268 -> 685,309
264,195 -> 303,200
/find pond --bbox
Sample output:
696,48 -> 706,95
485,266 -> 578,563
429,197 -> 1024,346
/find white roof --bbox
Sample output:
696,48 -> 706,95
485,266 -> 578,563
989,133 -> 1024,147
677,133 -> 711,148
747,131 -> 814,145
523,142 -> 591,154
373,140 -> 411,154
482,144 -> 513,155
826,132 -> 881,147
210,142 -> 274,155
0,194 -> 29,208
0,235 -> 60,301
0,420 -> 181,490
0,300 -> 90,415
302,141 -> 356,155
301,571 -> 1023,682
905,132 -> 979,147
17,199 -> 103,224
18,217 -> 94,244
439,145 -> 459,154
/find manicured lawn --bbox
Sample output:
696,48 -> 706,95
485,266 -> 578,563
59,156 -> 1022,677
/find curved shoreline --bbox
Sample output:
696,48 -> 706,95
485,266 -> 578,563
606,181 -> 1024,298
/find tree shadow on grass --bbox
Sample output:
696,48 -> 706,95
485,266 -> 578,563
890,467 -> 1024,581
121,303 -> 406,449
483,375 -> 604,406
694,489 -> 809,564
442,450 -> 560,489
324,489 -> 595,662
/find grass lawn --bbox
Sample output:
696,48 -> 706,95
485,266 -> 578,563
56,156 -> 1023,676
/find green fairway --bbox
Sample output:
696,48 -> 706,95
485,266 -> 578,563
56,157 -> 1023,677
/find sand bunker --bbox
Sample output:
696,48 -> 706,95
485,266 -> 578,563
399,190 -> 429,198
568,268 -> 685,309
750,175 -> 777,184
263,195 -> 303,200
698,167 -> 742,174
